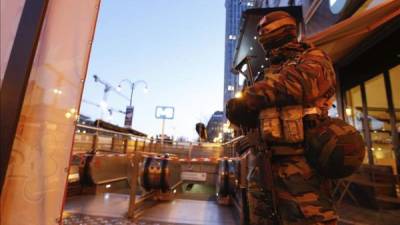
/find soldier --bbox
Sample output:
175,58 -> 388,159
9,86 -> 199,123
228,11 -> 338,225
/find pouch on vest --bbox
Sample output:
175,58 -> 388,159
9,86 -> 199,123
281,105 -> 304,143
259,107 -> 282,142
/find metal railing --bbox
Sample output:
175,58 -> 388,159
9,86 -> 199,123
74,124 -> 224,159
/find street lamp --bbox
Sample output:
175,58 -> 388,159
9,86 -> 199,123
118,79 -> 148,107
117,79 -> 149,127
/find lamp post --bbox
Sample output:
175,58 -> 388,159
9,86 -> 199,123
117,79 -> 148,127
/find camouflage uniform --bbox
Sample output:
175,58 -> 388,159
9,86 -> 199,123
244,41 -> 338,225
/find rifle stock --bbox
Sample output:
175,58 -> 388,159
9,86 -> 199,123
231,129 -> 281,224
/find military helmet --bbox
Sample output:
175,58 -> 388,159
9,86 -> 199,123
305,118 -> 365,179
257,11 -> 297,50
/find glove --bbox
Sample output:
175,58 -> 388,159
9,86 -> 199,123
226,98 -> 259,129
242,89 -> 271,111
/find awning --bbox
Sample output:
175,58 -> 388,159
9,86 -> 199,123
306,0 -> 400,63
93,119 -> 148,137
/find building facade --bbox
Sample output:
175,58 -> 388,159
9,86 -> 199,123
206,111 -> 225,142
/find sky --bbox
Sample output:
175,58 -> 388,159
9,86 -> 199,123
80,0 -> 226,140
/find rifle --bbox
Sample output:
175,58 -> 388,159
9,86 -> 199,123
236,130 -> 281,225
234,58 -> 281,225
255,133 -> 281,225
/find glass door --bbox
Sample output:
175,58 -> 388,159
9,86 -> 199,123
364,74 -> 395,171
344,65 -> 400,174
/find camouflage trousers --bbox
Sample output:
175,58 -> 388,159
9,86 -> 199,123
247,151 -> 337,225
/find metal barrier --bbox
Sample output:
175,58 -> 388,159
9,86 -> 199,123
74,124 -> 224,159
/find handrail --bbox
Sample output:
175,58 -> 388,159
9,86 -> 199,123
95,176 -> 128,185
77,123 -> 148,140
221,135 -> 246,146
135,190 -> 156,206
76,123 -> 224,148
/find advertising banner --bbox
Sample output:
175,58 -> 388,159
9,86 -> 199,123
124,105 -> 134,127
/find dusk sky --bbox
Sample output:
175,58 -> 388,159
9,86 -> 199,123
80,0 -> 226,140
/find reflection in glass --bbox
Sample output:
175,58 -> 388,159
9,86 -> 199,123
365,74 -> 396,172
345,85 -> 368,163
389,65 -> 400,137
345,86 -> 363,131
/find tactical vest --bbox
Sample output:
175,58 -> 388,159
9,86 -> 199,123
258,48 -> 336,156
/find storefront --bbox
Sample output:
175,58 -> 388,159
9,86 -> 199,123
338,20 -> 399,171
307,0 -> 400,174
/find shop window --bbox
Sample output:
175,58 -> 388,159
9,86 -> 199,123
345,86 -> 363,131
365,74 -> 396,171
389,65 -> 400,134
345,85 -> 368,163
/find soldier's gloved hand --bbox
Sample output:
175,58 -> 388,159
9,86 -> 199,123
226,98 -> 259,129
242,88 -> 270,111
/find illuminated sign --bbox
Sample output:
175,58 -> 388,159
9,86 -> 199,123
181,172 -> 207,181
155,106 -> 174,120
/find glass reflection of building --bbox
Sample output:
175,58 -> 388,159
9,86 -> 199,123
345,66 -> 400,173
223,0 -> 258,118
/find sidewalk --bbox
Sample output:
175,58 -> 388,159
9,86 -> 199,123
338,203 -> 400,225
62,193 -> 400,225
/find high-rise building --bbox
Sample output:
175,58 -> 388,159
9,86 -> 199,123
223,0 -> 259,118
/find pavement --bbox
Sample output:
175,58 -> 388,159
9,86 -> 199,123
63,193 -> 238,225
63,193 -> 400,225
337,203 -> 400,225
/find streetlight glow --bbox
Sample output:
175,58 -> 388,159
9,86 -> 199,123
235,91 -> 243,98
65,112 -> 72,119
53,88 -> 62,95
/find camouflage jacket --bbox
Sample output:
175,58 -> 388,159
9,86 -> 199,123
243,41 -> 336,116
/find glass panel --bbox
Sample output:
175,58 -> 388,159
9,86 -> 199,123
389,65 -> 400,134
345,86 -> 368,163
345,86 -> 363,131
0,0 -> 26,87
389,65 -> 400,177
365,74 -> 396,172
0,1 -> 100,223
